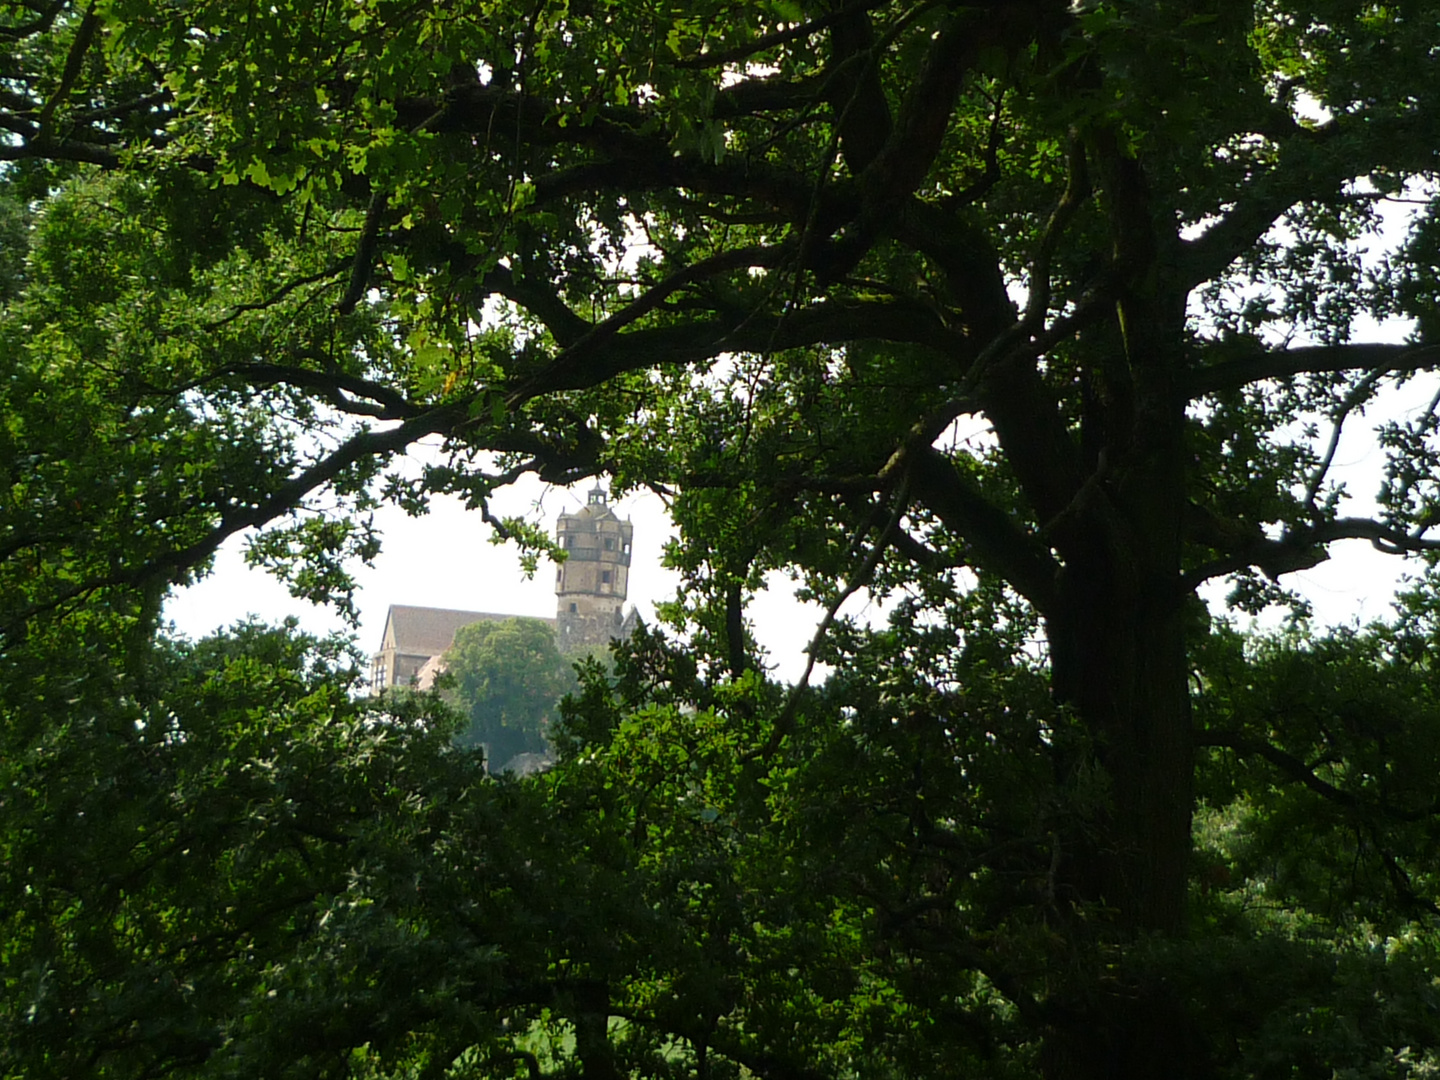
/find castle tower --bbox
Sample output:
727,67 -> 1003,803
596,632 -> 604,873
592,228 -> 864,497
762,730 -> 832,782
555,485 -> 635,652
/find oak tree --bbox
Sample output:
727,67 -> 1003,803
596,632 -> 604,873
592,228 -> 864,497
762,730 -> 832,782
4,0 -> 1440,1076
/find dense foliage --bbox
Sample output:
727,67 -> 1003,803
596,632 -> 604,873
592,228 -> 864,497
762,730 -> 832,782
443,615 -> 572,766
4,0 -> 1440,1077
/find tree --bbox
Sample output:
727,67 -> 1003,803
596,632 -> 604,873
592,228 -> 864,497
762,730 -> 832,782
0,620 -> 530,1079
549,613 -> 1440,1080
444,616 -> 572,767
4,0 -> 1440,1076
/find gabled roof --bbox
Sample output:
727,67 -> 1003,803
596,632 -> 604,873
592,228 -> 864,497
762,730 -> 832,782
380,605 -> 555,657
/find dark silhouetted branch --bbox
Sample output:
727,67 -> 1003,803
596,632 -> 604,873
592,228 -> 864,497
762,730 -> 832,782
1187,342 -> 1440,397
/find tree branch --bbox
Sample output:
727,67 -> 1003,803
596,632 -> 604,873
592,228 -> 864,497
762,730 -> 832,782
1301,367 -> 1386,513
824,3 -> 892,174
1186,342 -> 1440,398
712,72 -> 827,118
0,136 -> 119,166
479,265 -> 592,347
908,446 -> 1059,615
228,363 -> 416,420
1183,516 -> 1440,589
765,471 -> 912,750
1024,136 -> 1089,331
335,190 -> 387,314
0,0 -> 65,40
34,2 -> 98,134
518,242 -> 792,380
1175,123 -> 1344,289
206,265 -> 349,329
506,296 -> 970,405
672,0 -> 891,69
888,196 -> 1014,338
0,405 -> 465,639
860,8 -> 979,204
1200,731 -> 1440,823
69,90 -> 171,125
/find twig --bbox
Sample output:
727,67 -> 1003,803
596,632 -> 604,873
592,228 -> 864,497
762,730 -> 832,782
747,470 -> 912,759
210,264 -> 348,328
1302,366 -> 1384,512
34,2 -> 98,134
335,106 -> 444,314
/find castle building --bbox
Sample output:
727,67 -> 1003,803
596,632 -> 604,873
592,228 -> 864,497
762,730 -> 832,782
370,606 -> 554,692
555,485 -> 638,652
370,485 -> 637,690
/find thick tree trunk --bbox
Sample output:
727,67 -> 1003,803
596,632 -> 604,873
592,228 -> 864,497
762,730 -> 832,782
1048,546 -> 1193,934
1040,434 -> 1207,1079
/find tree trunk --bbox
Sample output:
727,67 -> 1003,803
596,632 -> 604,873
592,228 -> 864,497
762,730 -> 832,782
1048,542 -> 1193,935
1040,433 -> 1207,1079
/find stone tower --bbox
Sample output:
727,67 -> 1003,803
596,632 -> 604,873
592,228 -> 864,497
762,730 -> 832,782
555,485 -> 635,652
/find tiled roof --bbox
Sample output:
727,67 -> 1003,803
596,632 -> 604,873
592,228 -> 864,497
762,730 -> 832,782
561,503 -> 619,523
559,486 -> 629,524
382,605 -> 556,656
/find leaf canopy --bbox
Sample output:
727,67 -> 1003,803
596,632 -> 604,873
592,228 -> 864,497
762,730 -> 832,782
5,0 -> 1440,1076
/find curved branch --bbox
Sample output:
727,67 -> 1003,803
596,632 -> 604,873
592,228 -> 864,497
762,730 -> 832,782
1175,123 -> 1344,290
1302,366 -> 1386,512
889,197 -> 1014,337
1,406 -> 465,639
479,265 -> 592,347
908,447 -> 1059,615
1200,731 -> 1440,823
1186,343 -> 1440,399
1368,823 -> 1440,917
506,295 -> 971,405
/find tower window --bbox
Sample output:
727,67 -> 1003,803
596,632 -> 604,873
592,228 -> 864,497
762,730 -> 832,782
604,538 -> 614,551
601,570 -> 612,584
569,602 -> 577,613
